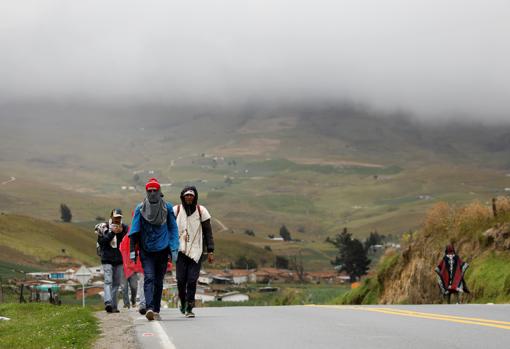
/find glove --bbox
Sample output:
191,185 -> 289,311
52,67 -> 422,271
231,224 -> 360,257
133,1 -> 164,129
171,250 -> 178,264
130,251 -> 137,263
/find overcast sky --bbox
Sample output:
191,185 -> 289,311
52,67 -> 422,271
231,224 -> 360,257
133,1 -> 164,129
0,0 -> 509,121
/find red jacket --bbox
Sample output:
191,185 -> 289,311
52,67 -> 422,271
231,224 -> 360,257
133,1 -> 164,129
120,227 -> 173,278
120,231 -> 143,279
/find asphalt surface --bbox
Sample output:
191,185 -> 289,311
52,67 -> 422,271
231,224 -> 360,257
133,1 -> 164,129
130,304 -> 510,349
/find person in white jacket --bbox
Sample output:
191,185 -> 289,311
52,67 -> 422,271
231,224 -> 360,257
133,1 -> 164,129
173,186 -> 214,318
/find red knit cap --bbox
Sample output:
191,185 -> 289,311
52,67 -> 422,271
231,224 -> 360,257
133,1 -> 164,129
145,178 -> 161,191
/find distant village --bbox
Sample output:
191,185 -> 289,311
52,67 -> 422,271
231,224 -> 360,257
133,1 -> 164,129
18,265 -> 354,305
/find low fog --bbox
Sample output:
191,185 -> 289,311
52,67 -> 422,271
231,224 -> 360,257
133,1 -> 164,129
0,0 -> 509,122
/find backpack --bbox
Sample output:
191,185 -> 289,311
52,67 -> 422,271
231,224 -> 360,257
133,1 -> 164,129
94,222 -> 109,256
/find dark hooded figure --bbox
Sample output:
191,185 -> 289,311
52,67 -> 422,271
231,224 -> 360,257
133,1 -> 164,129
434,245 -> 469,304
173,185 -> 215,318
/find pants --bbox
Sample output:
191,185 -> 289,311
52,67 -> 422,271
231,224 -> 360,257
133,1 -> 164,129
137,274 -> 146,308
103,263 -> 124,309
176,252 -> 201,307
140,249 -> 169,313
122,273 -> 138,306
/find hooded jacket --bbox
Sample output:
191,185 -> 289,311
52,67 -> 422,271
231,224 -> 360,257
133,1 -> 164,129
174,186 -> 214,261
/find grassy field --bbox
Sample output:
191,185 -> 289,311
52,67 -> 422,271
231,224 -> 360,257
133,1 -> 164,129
0,214 -> 99,271
0,303 -> 99,349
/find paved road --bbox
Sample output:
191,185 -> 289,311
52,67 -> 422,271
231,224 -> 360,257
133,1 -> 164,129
130,304 -> 510,349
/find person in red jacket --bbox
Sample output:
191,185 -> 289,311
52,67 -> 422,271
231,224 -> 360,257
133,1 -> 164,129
120,232 -> 145,314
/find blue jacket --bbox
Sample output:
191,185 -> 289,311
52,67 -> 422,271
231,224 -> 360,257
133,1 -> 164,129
129,202 -> 179,253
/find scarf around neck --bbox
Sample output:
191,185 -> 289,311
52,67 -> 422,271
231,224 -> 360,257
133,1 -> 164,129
140,190 -> 167,226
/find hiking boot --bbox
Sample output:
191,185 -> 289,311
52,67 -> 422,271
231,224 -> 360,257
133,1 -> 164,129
123,303 -> 130,309
139,307 -> 147,315
179,302 -> 186,315
146,309 -> 155,321
154,312 -> 162,321
105,303 -> 113,313
112,308 -> 120,313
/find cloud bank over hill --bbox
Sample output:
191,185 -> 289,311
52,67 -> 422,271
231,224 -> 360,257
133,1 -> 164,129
0,0 -> 509,122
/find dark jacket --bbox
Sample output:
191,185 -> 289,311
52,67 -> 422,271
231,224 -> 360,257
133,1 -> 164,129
98,223 -> 128,265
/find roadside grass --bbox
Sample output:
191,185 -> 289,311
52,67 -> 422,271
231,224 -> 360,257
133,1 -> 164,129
465,252 -> 510,303
0,303 -> 99,349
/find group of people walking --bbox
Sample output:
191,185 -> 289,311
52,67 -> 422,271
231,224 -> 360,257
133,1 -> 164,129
95,178 -> 214,321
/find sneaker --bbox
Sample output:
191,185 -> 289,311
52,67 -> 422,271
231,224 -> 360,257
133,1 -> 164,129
112,308 -> 120,313
123,304 -> 130,309
185,304 -> 195,318
139,307 -> 147,315
154,312 -> 162,321
105,304 -> 113,313
146,309 -> 155,321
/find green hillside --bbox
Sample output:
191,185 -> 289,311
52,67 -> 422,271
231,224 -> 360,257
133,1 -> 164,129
0,214 -> 99,273
2,103 -> 510,273
336,197 -> 510,304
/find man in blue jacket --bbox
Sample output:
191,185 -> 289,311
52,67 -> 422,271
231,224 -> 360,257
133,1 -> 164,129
129,178 -> 179,321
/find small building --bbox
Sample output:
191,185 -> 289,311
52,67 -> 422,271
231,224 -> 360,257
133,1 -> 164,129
195,293 -> 216,303
217,292 -> 249,302
26,272 -> 50,280
229,270 -> 252,285
212,275 -> 234,285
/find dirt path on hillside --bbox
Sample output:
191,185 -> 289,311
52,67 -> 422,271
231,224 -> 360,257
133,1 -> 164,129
214,218 -> 229,232
94,309 -> 139,349
1,177 -> 16,185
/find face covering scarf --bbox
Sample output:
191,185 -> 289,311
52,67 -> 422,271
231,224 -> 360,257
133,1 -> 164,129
140,190 -> 167,226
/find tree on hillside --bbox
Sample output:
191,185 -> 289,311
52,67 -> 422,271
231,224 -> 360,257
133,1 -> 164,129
364,231 -> 386,251
290,251 -> 305,282
275,255 -> 289,269
60,204 -> 72,223
244,229 -> 255,237
234,256 -> 257,269
328,228 -> 370,282
280,225 -> 292,241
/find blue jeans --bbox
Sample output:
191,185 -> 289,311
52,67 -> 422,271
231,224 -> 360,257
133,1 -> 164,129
122,273 -> 139,307
103,264 -> 123,310
140,249 -> 168,313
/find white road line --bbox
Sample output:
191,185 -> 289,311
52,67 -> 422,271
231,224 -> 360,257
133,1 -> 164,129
152,321 -> 177,349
